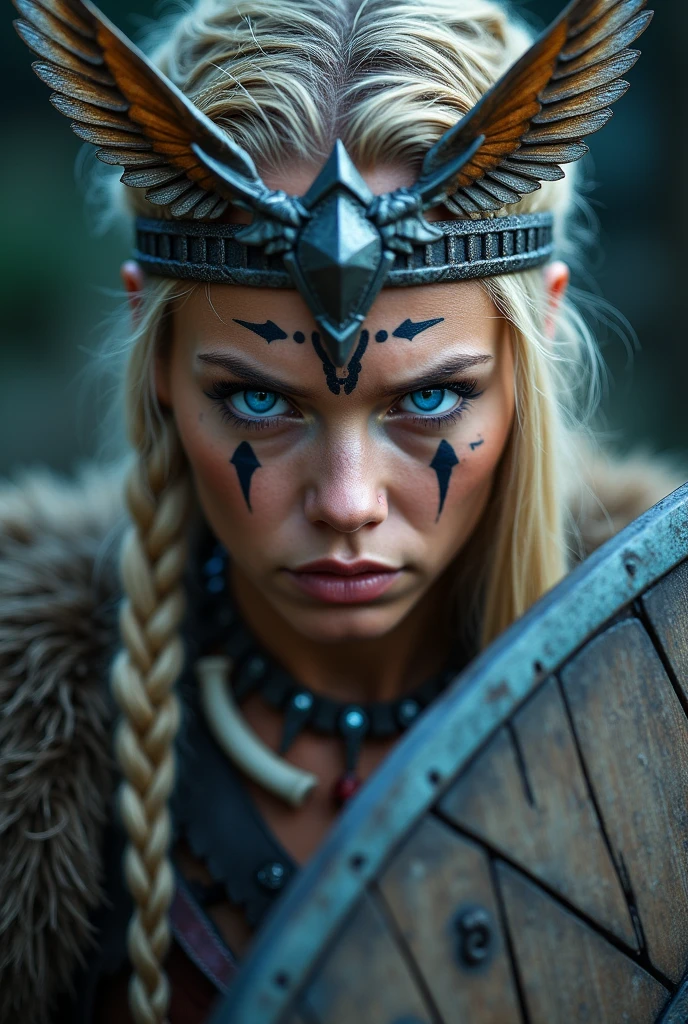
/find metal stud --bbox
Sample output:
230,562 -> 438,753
256,861 -> 288,891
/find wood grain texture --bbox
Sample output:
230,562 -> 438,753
301,891 -> 432,1024
378,816 -> 522,1024
439,677 -> 636,946
642,560 -> 688,699
496,863 -> 668,1024
561,618 -> 688,983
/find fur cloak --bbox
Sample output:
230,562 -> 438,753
0,453 -> 683,1023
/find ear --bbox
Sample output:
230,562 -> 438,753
121,260 -> 173,408
121,260 -> 145,320
543,261 -> 570,339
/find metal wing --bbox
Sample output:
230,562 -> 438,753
415,0 -> 653,215
12,0 -> 272,219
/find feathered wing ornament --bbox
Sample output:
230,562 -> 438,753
11,0 -> 298,222
412,0 -> 653,214
13,0 -> 652,367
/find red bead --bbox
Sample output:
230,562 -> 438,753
332,774 -> 361,806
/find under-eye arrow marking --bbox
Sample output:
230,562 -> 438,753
233,319 -> 288,343
470,439 -> 484,450
392,317 -> 445,341
231,442 -> 261,512
430,440 -> 459,520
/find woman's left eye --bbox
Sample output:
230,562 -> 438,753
398,388 -> 461,416
229,390 -> 291,417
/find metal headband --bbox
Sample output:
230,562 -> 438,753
14,0 -> 651,364
135,212 -> 555,289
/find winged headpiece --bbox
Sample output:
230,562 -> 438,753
14,0 -> 652,365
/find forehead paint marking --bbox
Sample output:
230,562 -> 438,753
392,317 -> 445,341
311,330 -> 369,396
230,441 -> 261,512
470,439 -> 484,450
375,330 -> 388,343
430,440 -> 459,521
233,319 -> 288,344
293,331 -> 306,344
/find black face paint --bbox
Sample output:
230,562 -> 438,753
231,442 -> 261,512
430,440 -> 459,521
311,330 -> 369,396
375,330 -> 388,343
233,319 -> 288,343
293,331 -> 306,344
392,317 -> 445,341
470,439 -> 484,450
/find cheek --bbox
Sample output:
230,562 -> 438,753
415,387 -> 514,544
172,391 -> 299,545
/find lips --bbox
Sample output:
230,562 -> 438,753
286,558 -> 402,604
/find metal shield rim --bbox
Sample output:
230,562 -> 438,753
212,481 -> 688,1024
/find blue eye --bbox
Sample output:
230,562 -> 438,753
399,389 -> 460,416
230,390 -> 290,417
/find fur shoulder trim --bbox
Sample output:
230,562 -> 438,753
0,465 -> 125,1024
567,445 -> 686,559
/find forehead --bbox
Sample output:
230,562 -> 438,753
173,278 -> 502,391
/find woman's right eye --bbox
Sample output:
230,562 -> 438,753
229,390 -> 291,417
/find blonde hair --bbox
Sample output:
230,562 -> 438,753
108,0 -> 597,1019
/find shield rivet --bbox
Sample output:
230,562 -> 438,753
455,905 -> 494,968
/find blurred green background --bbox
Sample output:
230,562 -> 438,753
0,0 -> 685,476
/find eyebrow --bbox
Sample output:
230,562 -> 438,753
197,351 -> 315,398
197,350 -> 492,399
378,353 -> 493,396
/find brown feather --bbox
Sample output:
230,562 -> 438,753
552,12 -> 653,80
462,186 -> 502,211
524,108 -> 613,143
512,140 -> 590,162
145,179 -> 195,204
32,60 -> 127,110
120,166 -> 185,188
14,0 -> 101,62
500,158 -> 565,182
193,193 -> 225,220
50,93 -> 138,131
564,0 -> 647,56
477,178 -> 524,204
71,123 -> 152,148
534,80 -> 629,123
205,199 -> 229,220
96,148 -> 161,167
569,0 -> 624,37
15,22 -> 114,85
487,169 -> 542,193
541,49 -> 640,103
169,189 -> 206,217
33,0 -> 95,38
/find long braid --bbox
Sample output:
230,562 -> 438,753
111,417 -> 191,1023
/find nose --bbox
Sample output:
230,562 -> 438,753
304,433 -> 387,534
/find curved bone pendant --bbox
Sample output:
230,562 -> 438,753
196,656 -> 318,807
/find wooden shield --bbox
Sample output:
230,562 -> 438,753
211,482 -> 688,1024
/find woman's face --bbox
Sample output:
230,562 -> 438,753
156,166 -> 517,644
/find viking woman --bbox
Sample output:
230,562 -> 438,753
4,0 -> 673,1021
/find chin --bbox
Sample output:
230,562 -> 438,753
283,603 -> 407,644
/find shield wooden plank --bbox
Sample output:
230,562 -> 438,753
439,676 -> 637,946
210,482 -> 688,1024
377,816 -> 523,1022
560,617 -> 688,983
496,863 -> 668,1023
301,892 -> 433,1024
